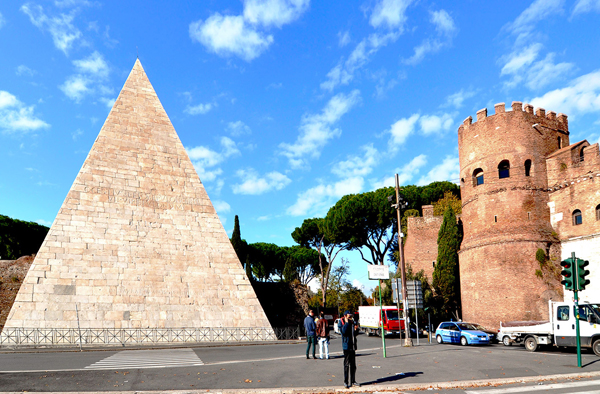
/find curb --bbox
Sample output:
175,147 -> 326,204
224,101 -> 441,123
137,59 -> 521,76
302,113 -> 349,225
3,370 -> 600,394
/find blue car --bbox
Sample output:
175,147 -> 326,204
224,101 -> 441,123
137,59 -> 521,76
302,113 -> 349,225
435,322 -> 492,346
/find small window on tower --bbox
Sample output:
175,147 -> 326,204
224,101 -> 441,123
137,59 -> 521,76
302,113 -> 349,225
573,209 -> 583,226
580,148 -> 585,162
498,160 -> 510,179
524,159 -> 532,177
558,137 -> 562,149
473,168 -> 484,186
596,205 -> 600,221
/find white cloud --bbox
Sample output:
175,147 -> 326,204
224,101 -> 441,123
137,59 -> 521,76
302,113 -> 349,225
573,0 -> 600,15
338,30 -> 351,47
387,114 -> 419,151
60,74 -> 91,102
71,128 -> 83,140
352,279 -> 365,290
372,154 -> 427,189
60,52 -> 111,102
243,0 -> 310,27
321,32 -> 399,91
73,51 -> 109,78
279,90 -> 361,169
212,200 -> 231,214
35,219 -> 52,226
501,43 -> 543,76
189,14 -> 273,62
505,0 -> 564,36
417,155 -> 459,186
442,89 -> 476,108
100,97 -> 116,109
0,91 -> 50,134
370,0 -> 413,30
500,44 -> 574,90
185,102 -> 214,115
331,144 -> 379,178
0,12 -> 5,29
404,9 -> 456,65
530,69 -> 600,116
232,168 -> 291,195
16,65 -> 36,77
54,0 -> 95,7
21,4 -> 82,55
227,120 -> 252,136
419,113 -> 454,135
287,176 -> 364,217
186,137 -> 241,182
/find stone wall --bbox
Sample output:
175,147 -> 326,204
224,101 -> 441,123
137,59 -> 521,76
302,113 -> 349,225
404,205 -> 442,280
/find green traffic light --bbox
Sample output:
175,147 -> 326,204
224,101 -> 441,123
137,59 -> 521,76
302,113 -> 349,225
561,258 -> 575,290
577,259 -> 590,291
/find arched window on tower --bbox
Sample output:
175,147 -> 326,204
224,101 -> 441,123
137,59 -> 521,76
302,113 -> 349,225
573,209 -> 583,226
596,204 -> 600,221
580,147 -> 585,163
558,137 -> 562,149
524,159 -> 532,177
498,160 -> 510,179
473,168 -> 484,186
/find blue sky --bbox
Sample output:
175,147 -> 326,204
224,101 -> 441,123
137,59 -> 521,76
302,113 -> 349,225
2,0 -> 600,293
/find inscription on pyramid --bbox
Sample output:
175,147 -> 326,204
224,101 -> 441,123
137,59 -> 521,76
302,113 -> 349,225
1,60 -> 274,346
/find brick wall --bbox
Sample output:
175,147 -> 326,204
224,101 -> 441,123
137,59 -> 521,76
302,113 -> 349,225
404,205 -> 442,280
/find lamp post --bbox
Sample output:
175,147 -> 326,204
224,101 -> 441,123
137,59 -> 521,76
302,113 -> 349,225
389,174 -> 412,346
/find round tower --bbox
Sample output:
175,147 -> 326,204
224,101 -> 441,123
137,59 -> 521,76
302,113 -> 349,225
458,102 -> 568,328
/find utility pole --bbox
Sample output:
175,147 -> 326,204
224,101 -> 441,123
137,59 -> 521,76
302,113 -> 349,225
394,174 -> 412,346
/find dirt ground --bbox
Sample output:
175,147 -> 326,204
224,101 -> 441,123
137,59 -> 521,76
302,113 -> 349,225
0,255 -> 34,330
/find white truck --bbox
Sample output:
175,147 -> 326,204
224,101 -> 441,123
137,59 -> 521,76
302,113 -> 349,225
358,305 -> 405,336
498,300 -> 600,356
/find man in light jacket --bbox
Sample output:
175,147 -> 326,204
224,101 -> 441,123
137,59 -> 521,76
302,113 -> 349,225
316,311 -> 330,359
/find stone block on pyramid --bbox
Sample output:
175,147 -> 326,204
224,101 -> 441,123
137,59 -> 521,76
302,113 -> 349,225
1,60 -> 275,347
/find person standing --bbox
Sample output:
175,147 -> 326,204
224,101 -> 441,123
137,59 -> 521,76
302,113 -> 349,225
341,311 -> 361,388
304,309 -> 317,359
316,311 -> 330,359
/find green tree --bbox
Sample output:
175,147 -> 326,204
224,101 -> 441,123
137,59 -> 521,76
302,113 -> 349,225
433,191 -> 462,216
246,242 -> 321,285
431,206 -> 462,320
281,245 -> 321,285
325,187 -> 396,267
230,215 -> 250,278
0,214 -> 49,259
292,217 -> 344,307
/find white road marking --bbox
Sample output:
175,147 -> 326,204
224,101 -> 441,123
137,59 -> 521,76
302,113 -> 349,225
465,380 -> 600,394
84,348 -> 203,370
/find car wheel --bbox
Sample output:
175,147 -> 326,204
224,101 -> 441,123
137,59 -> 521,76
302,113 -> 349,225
593,339 -> 600,357
502,336 -> 512,346
524,336 -> 538,352
460,336 -> 468,346
436,335 -> 443,344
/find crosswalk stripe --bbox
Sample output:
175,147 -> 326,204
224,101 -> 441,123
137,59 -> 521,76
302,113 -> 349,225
465,380 -> 600,394
84,348 -> 203,370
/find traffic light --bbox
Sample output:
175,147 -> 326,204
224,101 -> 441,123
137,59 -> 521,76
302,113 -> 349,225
561,258 -> 575,290
577,259 -> 590,291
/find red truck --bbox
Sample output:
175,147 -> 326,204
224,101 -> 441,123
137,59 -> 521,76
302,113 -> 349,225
358,305 -> 405,336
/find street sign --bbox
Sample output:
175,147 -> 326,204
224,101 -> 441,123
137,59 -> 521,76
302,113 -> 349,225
392,278 -> 402,303
368,265 -> 390,280
406,280 -> 424,309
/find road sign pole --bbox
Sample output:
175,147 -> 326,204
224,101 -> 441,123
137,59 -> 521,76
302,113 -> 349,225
395,277 -> 402,341
379,279 -> 386,358
395,174 -> 411,346
573,252 -> 582,368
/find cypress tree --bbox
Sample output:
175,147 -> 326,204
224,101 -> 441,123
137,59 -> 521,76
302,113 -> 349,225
432,206 -> 462,319
230,215 -> 249,277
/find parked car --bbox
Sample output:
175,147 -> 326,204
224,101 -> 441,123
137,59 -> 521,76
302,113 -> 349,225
469,323 -> 498,343
435,322 -> 492,346
333,318 -> 341,334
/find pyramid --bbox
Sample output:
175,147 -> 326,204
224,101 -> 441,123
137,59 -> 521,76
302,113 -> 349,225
1,60 -> 274,346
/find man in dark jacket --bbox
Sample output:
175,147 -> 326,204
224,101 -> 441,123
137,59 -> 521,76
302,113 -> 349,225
341,311 -> 361,388
304,309 -> 316,359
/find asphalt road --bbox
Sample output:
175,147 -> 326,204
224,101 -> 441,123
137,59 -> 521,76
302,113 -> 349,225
1,334 -> 600,392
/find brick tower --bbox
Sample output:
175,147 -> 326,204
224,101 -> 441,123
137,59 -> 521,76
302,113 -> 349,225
458,102 -> 567,328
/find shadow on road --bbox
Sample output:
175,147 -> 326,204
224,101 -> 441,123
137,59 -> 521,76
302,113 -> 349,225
362,371 -> 423,385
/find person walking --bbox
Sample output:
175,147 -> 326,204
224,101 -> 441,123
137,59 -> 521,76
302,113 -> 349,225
316,311 -> 330,359
304,309 -> 317,359
341,311 -> 360,389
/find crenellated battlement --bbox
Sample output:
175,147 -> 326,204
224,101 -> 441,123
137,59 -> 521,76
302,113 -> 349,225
458,101 -> 568,133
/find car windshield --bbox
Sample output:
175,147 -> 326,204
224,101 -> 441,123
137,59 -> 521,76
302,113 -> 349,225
471,324 -> 487,331
386,310 -> 399,320
585,304 -> 600,318
456,323 -> 478,331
